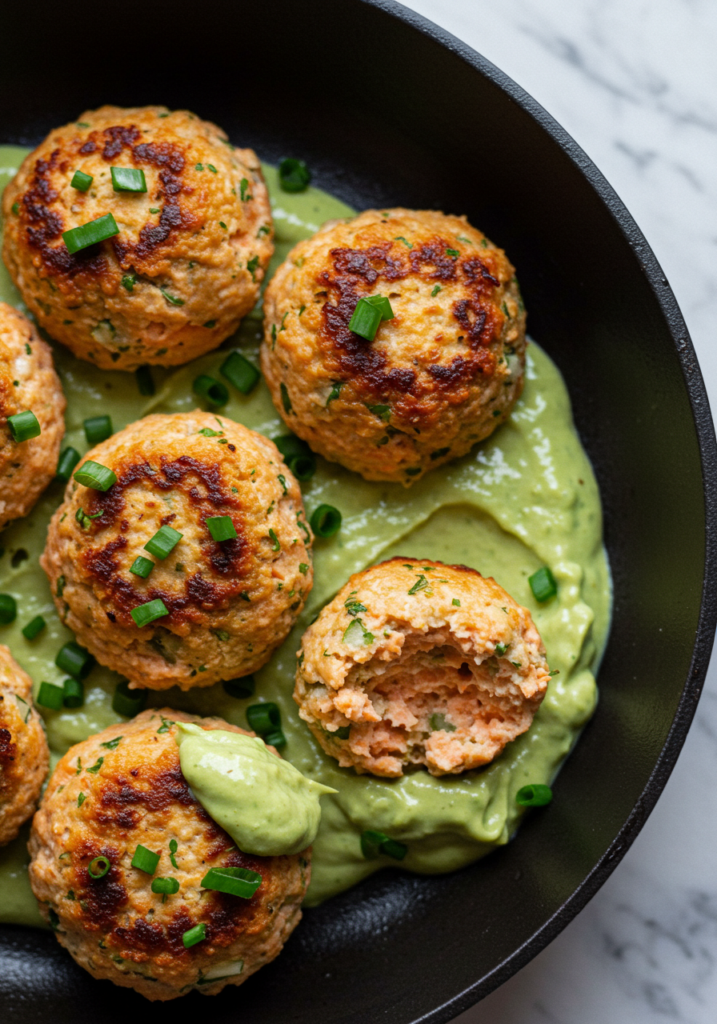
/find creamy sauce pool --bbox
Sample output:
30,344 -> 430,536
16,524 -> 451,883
0,146 -> 611,922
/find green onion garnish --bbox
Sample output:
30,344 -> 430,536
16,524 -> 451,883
110,167 -> 147,193
22,615 -> 45,640
63,213 -> 119,254
278,157 -> 311,193
201,866 -> 262,898
37,682 -> 64,710
131,844 -> 160,874
516,784 -> 553,807
129,555 -> 154,579
7,410 -> 41,442
193,374 -> 229,407
112,679 -> 147,717
264,729 -> 287,749
364,295 -> 394,321
131,599 -> 169,628
528,567 -> 557,602
310,504 -> 341,538
62,677 -> 85,708
151,876 -> 179,895
145,525 -> 183,560
73,461 -> 117,491
223,676 -> 255,699
0,594 -> 17,624
220,351 -> 260,394
360,830 -> 407,861
87,855 -> 110,879
70,170 -> 93,192
206,516 -> 237,542
56,641 -> 93,679
56,447 -> 81,481
83,415 -> 113,445
135,365 -> 154,396
246,702 -> 281,736
348,298 -> 383,342
182,923 -> 206,948
274,434 -> 316,481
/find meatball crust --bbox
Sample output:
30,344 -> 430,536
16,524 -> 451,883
28,709 -> 310,1001
2,105 -> 273,370
0,303 -> 66,529
40,412 -> 313,690
262,208 -> 525,484
0,645 -> 49,845
294,558 -> 549,777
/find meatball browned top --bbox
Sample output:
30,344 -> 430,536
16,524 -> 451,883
262,209 -> 526,484
2,106 -> 273,370
28,710 -> 310,1001
40,412 -> 313,690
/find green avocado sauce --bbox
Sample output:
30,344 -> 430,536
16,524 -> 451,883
0,145 -> 610,922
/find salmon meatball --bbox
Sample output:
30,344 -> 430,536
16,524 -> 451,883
2,105 -> 273,370
0,645 -> 49,845
0,303 -> 65,529
40,412 -> 313,690
28,709 -> 310,1001
262,208 -> 525,484
294,558 -> 549,777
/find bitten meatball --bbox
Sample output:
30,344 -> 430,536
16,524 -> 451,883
40,412 -> 313,690
262,208 -> 525,484
294,558 -> 549,777
0,645 -> 49,845
28,709 -> 310,1001
2,105 -> 273,370
0,303 -> 65,529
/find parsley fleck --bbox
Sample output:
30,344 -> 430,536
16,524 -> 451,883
268,529 -> 280,551
240,177 -> 253,201
495,642 -> 507,656
278,473 -> 288,495
299,563 -> 309,575
343,618 -> 374,646
207,163 -> 217,173
431,285 -> 442,297
452,598 -> 461,607
445,248 -> 460,260
327,381 -> 345,405
86,756 -> 104,774
100,736 -> 123,750
408,575 -> 430,595
160,288 -> 184,306
247,255 -> 259,281
366,403 -> 391,422
281,382 -> 292,413
394,236 -> 413,248
344,598 -> 368,617
77,793 -> 85,807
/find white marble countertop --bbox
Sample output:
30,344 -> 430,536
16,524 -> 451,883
400,1 -> 717,1021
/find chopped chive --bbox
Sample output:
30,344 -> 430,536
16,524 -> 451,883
131,599 -> 169,628
264,728 -> 287,749
223,676 -> 255,699
121,272 -> 137,292
57,447 -> 81,481
310,504 -> 341,538
145,525 -> 183,560
268,528 -> 280,552
349,298 -> 382,341
394,236 -> 413,248
0,594 -> 17,625
182,923 -> 206,948
151,876 -> 179,895
63,213 -> 119,254
135,365 -> 155,396
516,784 -> 553,807
22,615 -> 46,640
360,830 -> 407,861
87,855 -> 111,879
73,461 -> 117,491
7,410 -> 41,442
206,516 -> 237,542
246,702 -> 280,736
83,415 -> 112,445
363,295 -> 394,321
62,677 -> 84,708
193,374 -> 229,407
131,844 -> 160,874
37,682 -> 64,709
111,167 -> 147,192
112,679 -> 147,717
220,351 -> 260,394
431,285 -> 442,297
130,555 -> 154,579
278,157 -> 311,193
160,287 -> 184,306
201,866 -> 262,898
70,169 -> 93,192
56,641 -> 93,679
528,567 -> 557,602
408,574 -> 429,595
169,839 -> 178,869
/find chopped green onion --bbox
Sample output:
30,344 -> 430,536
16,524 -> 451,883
74,460 -> 117,491
131,599 -> 169,628
360,830 -> 407,861
135,365 -> 155,396
220,351 -> 260,394
130,555 -> 154,578
70,170 -> 93,192
201,866 -> 262,898
87,855 -> 110,879
278,157 -> 311,193
22,615 -> 45,640
516,784 -> 553,807
310,504 -> 341,538
193,374 -> 229,407
110,166 -> 147,193
63,213 -> 119,254
37,682 -> 64,710
7,410 -> 41,442
223,677 -> 255,699
363,295 -> 394,321
112,679 -> 147,717
206,516 -> 237,542
264,729 -> 287,749
56,641 -> 93,679
528,567 -> 557,602
349,298 -> 383,341
0,594 -> 16,624
274,434 -> 316,481
246,702 -> 280,736
83,415 -> 113,445
56,447 -> 81,481
182,923 -> 206,948
151,876 -> 179,895
131,844 -> 160,874
62,677 -> 84,708
145,525 -> 182,560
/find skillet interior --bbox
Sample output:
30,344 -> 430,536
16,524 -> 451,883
0,1 -> 715,1021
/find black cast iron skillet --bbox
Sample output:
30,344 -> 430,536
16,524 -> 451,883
1,1 -> 715,1021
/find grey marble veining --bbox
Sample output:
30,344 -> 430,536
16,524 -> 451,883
400,2 -> 717,1021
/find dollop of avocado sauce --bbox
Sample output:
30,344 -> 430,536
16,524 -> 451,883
0,146 -> 610,924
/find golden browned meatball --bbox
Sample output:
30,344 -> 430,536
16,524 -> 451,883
294,558 -> 549,777
0,645 -> 49,845
40,412 -> 313,690
29,709 -> 310,1001
2,106 -> 273,370
0,303 -> 65,529
262,208 -> 525,484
